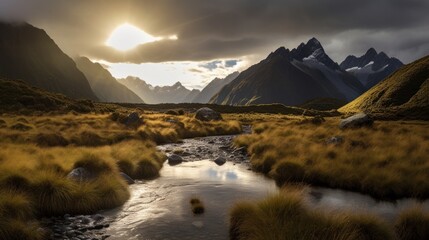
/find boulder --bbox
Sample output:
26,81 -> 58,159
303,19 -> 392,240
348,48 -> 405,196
167,154 -> 183,165
311,115 -> 325,125
195,107 -> 222,121
214,157 -> 226,166
340,113 -> 373,129
119,172 -> 135,185
326,136 -> 344,145
67,167 -> 92,181
124,112 -> 142,127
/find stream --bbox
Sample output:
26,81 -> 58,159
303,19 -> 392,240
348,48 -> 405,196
45,133 -> 429,240
102,133 -> 429,240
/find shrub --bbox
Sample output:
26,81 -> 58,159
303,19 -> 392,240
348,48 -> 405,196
166,110 -> 179,115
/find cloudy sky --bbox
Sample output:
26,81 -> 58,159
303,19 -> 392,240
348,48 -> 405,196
1,0 -> 428,89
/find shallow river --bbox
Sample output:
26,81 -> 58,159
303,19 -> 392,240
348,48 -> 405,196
102,135 -> 429,240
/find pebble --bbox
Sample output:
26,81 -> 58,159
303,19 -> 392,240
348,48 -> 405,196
42,213 -> 110,240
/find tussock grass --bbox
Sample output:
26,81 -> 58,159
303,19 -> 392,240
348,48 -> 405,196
0,219 -> 44,240
0,111 -> 240,236
190,197 -> 205,214
395,207 -> 429,240
73,153 -> 116,175
234,117 -> 429,200
230,188 -> 394,240
112,141 -> 165,179
0,112 -> 241,146
138,114 -> 242,144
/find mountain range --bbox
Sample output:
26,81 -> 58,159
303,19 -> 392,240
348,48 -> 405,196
210,38 -> 365,105
0,22 -> 98,101
1,21 -> 420,114
340,55 -> 429,119
118,77 -> 200,104
210,38 -> 405,106
75,57 -> 144,103
340,48 -> 403,89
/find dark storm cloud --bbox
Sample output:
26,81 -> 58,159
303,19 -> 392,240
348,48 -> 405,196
1,0 -> 428,63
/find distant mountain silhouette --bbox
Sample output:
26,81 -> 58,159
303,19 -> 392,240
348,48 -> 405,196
75,57 -> 144,103
340,55 -> 429,120
340,48 -> 403,89
118,77 -> 195,103
0,22 -> 98,100
184,89 -> 201,103
210,38 -> 364,106
192,72 -> 239,103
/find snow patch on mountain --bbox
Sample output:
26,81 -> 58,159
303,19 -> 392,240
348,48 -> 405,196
300,58 -> 361,100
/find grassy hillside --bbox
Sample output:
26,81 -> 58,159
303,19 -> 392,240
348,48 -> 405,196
0,78 -> 106,114
340,55 -> 429,120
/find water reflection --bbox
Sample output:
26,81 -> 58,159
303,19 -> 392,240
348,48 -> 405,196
104,136 -> 429,239
308,187 -> 429,222
104,160 -> 277,240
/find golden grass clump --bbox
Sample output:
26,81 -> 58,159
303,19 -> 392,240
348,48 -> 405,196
190,197 -> 205,215
229,188 -> 394,240
0,190 -> 45,240
112,140 -> 165,179
0,112 -> 242,146
234,117 -> 429,200
0,219 -> 45,240
395,207 -> 429,240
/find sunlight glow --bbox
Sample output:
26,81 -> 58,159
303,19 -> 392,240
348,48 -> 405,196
106,23 -> 160,51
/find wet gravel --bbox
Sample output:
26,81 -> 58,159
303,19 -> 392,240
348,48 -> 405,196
42,214 -> 112,240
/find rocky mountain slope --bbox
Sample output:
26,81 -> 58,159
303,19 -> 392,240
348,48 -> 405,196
0,22 -> 98,100
210,38 -> 365,106
340,48 -> 403,89
192,72 -> 239,103
75,57 -> 144,103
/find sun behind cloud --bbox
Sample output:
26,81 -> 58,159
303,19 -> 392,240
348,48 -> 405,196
105,23 -> 161,51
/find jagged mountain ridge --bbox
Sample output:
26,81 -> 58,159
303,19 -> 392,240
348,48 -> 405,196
210,38 -> 365,106
118,77 -> 199,103
0,22 -> 98,101
340,48 -> 403,89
